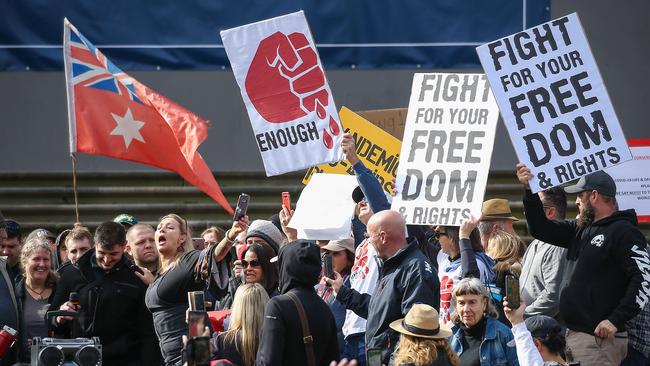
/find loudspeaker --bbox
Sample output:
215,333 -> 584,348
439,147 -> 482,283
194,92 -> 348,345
30,337 -> 101,366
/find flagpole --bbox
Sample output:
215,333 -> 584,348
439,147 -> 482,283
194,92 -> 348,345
70,153 -> 80,224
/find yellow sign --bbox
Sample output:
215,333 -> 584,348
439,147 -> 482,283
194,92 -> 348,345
303,106 -> 402,193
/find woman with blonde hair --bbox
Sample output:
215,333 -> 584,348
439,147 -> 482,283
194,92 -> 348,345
145,213 -> 249,366
390,304 -> 458,366
485,229 -> 526,326
15,237 -> 59,363
449,278 -> 519,366
211,283 -> 269,366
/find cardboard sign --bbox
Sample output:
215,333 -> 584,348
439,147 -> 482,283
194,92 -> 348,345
302,107 -> 402,193
391,73 -> 499,226
288,173 -> 358,240
605,139 -> 650,222
357,108 -> 408,140
477,13 -> 632,192
221,11 -> 343,176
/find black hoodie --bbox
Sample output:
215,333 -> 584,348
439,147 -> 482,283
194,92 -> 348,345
523,190 -> 650,334
256,240 -> 339,366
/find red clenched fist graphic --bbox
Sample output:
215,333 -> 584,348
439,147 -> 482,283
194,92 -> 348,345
245,31 -> 340,149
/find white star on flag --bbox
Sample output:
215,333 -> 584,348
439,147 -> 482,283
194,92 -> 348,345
110,108 -> 145,148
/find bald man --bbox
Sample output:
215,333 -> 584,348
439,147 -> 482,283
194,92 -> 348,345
326,210 -> 439,364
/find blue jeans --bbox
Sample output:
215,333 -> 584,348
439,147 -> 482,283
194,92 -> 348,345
342,333 -> 366,366
620,344 -> 650,366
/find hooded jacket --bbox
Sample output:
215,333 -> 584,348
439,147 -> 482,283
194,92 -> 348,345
256,240 -> 339,366
337,239 -> 439,363
523,190 -> 650,334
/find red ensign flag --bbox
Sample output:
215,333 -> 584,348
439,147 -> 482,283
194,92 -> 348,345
63,19 -> 232,214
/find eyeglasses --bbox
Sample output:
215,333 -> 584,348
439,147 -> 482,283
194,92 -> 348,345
241,259 -> 261,268
434,231 -> 448,239
364,232 -> 381,239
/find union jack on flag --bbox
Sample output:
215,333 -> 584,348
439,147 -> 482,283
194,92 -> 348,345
63,18 -> 233,214
67,25 -> 142,104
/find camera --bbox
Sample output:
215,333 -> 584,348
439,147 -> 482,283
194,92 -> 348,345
30,337 -> 102,366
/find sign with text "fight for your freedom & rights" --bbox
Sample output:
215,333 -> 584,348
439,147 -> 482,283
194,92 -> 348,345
391,73 -> 499,226
477,13 -> 631,192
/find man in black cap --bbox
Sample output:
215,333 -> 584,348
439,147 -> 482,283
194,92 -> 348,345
516,164 -> 650,366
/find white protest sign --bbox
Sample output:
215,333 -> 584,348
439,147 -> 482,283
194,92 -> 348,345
477,13 -> 632,192
221,11 -> 344,176
605,140 -> 650,222
391,73 -> 499,226
288,173 -> 358,240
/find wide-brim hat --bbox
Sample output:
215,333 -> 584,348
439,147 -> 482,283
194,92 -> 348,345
389,304 -> 452,339
481,198 -> 519,221
322,238 -> 355,254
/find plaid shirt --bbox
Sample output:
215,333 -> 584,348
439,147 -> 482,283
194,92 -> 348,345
627,301 -> 650,357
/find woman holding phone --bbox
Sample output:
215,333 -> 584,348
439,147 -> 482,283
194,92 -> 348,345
145,213 -> 248,366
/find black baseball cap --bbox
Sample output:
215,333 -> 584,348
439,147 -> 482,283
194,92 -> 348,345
564,170 -> 616,197
524,315 -> 562,338
352,186 -> 365,203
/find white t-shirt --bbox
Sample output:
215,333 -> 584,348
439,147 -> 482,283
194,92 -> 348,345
437,250 -> 492,327
342,239 -> 379,337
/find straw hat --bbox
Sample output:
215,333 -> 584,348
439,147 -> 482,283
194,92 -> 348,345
389,304 -> 452,339
481,198 -> 519,221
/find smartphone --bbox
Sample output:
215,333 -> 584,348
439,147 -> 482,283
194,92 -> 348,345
188,291 -> 206,312
366,347 -> 382,366
187,311 -> 206,338
129,263 -> 144,276
233,193 -> 250,222
187,336 -> 211,366
323,254 -> 334,280
282,191 -> 291,210
505,275 -> 520,309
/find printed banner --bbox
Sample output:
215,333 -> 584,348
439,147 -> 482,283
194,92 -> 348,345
221,11 -> 343,176
289,173 -> 358,240
391,73 -> 499,226
606,139 -> 650,222
477,13 -> 632,192
302,106 -> 401,193
1,1 -> 550,71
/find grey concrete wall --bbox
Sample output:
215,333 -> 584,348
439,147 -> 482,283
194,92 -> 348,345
1,0 -> 648,173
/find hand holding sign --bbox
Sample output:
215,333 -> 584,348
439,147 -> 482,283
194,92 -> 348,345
516,163 -> 533,190
341,133 -> 360,165
245,31 -> 340,148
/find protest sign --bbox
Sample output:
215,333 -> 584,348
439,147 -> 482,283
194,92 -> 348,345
605,139 -> 650,222
289,173 -> 358,240
221,11 -> 343,176
391,73 -> 499,226
357,108 -> 408,140
477,13 -> 632,192
302,106 -> 401,193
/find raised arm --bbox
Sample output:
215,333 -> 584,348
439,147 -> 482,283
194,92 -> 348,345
459,217 -> 481,279
213,215 -> 249,263
341,133 -> 390,213
517,163 -> 575,247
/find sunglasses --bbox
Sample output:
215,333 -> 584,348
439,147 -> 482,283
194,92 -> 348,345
241,259 -> 261,268
434,231 -> 448,239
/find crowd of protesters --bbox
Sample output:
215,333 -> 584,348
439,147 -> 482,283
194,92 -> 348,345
1,134 -> 649,366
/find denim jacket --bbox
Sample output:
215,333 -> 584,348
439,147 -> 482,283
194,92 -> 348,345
450,317 -> 520,366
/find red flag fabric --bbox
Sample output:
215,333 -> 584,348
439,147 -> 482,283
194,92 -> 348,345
63,19 -> 232,214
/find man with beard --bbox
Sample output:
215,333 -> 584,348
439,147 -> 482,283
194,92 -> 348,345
516,164 -> 650,366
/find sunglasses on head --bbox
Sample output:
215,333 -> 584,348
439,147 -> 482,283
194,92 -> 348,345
241,259 -> 261,268
434,231 -> 448,239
